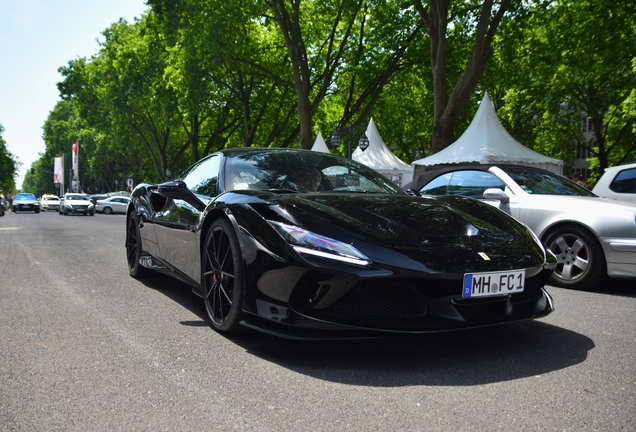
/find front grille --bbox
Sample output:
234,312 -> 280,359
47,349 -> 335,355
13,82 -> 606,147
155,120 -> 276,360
322,282 -> 427,319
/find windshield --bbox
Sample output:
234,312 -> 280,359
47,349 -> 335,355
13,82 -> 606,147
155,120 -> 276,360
500,166 -> 595,196
224,150 -> 404,194
66,195 -> 89,200
15,194 -> 36,201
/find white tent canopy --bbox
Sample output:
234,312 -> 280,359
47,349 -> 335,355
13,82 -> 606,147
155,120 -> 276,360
311,131 -> 331,153
411,93 -> 563,177
352,118 -> 412,186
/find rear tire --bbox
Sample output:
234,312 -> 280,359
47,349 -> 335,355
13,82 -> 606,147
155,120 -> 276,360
544,225 -> 606,290
202,218 -> 245,333
103,207 -> 113,215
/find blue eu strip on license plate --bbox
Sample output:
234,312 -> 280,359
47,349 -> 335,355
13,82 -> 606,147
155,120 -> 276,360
463,269 -> 525,298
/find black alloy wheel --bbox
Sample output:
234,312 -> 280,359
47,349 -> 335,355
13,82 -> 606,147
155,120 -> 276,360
202,218 -> 245,333
103,207 -> 113,215
544,224 -> 606,290
126,213 -> 150,278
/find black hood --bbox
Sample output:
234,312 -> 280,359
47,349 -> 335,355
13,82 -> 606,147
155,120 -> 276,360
252,193 -> 545,273
264,193 -> 529,248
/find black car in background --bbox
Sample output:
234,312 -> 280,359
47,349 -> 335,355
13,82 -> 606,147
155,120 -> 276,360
126,148 -> 556,340
0,196 -> 5,216
13,193 -> 40,213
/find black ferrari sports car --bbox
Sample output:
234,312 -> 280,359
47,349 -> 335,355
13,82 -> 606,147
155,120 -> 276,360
126,148 -> 556,339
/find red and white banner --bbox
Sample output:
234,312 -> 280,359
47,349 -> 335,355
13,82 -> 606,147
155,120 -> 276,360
72,140 -> 79,179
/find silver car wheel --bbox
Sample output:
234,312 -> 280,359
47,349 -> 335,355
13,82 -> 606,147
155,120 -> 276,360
545,225 -> 605,289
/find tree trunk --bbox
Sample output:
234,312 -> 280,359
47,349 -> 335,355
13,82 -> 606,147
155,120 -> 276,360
416,0 -> 511,154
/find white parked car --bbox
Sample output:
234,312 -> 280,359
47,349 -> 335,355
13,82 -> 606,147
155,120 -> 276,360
405,164 -> 636,290
59,193 -> 95,216
95,196 -> 131,214
592,162 -> 636,203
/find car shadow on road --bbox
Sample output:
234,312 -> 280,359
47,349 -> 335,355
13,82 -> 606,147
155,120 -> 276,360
235,321 -> 594,387
140,275 -> 595,387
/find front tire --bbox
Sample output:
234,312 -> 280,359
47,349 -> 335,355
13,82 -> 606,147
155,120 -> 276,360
126,213 -> 150,278
202,218 -> 245,333
544,225 -> 606,290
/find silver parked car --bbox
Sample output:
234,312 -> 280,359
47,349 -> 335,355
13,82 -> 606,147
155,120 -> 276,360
95,196 -> 131,214
592,162 -> 636,203
405,164 -> 636,290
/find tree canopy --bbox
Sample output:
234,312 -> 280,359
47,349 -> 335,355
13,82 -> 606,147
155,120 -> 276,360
12,0 -> 634,194
0,124 -> 19,193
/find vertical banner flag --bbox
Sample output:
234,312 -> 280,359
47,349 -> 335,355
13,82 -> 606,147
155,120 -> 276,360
72,140 -> 79,179
54,156 -> 64,184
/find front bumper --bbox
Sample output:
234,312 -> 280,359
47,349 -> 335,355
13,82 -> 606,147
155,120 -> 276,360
64,205 -> 93,213
15,204 -> 39,211
245,255 -> 555,339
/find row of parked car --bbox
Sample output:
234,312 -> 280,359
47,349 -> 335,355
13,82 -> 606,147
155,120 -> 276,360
4,192 -> 131,215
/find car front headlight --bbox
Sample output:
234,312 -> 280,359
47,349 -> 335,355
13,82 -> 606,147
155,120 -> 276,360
267,220 -> 370,266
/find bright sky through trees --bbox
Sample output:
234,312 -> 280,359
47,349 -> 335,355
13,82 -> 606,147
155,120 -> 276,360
0,0 -> 148,188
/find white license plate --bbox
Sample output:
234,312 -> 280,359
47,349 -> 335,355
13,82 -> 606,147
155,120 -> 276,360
462,269 -> 525,298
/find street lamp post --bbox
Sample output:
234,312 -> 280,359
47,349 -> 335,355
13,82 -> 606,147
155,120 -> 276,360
330,123 -> 369,158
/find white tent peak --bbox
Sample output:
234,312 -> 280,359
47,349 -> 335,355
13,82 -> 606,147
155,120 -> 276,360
411,92 -> 563,176
352,117 -> 412,185
311,131 -> 331,153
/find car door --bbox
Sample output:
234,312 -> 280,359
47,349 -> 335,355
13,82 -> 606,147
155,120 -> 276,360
153,154 -> 221,283
112,197 -> 127,213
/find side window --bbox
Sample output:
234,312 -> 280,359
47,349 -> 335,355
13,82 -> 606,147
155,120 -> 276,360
419,173 -> 453,195
610,168 -> 636,193
182,155 -> 221,197
447,171 -> 505,199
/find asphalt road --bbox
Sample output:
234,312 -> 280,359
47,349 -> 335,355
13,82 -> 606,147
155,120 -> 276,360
1,210 -> 634,431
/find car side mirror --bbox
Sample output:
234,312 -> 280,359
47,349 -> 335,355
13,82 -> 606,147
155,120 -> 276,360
404,188 -> 421,197
483,188 -> 509,203
157,180 -> 206,211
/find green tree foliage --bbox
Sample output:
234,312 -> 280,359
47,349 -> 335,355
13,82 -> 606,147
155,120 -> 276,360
0,124 -> 19,193
488,0 -> 636,178
33,0 -> 634,191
